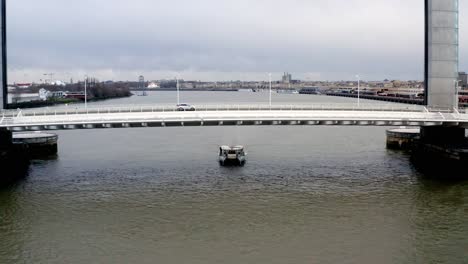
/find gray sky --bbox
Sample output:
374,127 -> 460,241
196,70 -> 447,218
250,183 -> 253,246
7,0 -> 468,82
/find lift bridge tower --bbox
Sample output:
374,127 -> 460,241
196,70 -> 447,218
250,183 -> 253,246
425,0 -> 459,109
0,0 -> 461,110
1,0 -> 6,110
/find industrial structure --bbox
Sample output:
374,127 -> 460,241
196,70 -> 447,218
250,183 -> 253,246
0,0 -> 6,110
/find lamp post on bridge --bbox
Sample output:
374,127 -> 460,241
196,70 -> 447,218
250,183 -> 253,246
269,73 -> 272,108
84,75 -> 88,110
176,76 -> 180,105
356,75 -> 361,107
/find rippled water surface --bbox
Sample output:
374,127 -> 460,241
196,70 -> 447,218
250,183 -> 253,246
1,92 -> 467,263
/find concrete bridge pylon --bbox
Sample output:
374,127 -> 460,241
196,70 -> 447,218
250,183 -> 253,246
425,0 -> 459,110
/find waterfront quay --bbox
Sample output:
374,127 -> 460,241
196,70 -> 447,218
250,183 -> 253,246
326,92 -> 424,105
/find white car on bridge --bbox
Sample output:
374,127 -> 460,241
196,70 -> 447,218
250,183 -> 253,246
176,104 -> 195,111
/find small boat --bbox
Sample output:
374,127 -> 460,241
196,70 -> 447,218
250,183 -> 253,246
277,89 -> 299,94
219,145 -> 247,166
238,88 -> 254,92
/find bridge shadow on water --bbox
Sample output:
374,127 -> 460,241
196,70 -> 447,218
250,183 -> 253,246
0,161 -> 30,190
387,148 -> 468,183
0,154 -> 59,190
410,157 -> 468,183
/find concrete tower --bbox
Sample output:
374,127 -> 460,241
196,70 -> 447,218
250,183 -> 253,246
425,0 -> 459,109
139,75 -> 145,89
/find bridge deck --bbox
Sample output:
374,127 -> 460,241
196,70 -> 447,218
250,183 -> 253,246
1,105 -> 467,131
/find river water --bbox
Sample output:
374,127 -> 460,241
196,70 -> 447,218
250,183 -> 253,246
1,92 -> 467,263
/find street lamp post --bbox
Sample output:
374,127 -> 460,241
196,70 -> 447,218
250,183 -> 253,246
269,73 -> 272,108
84,75 -> 88,110
176,77 -> 180,105
356,75 -> 361,107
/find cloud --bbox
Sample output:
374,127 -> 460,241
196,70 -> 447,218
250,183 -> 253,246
6,0 -> 468,82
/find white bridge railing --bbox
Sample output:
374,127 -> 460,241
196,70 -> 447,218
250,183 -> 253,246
0,103 -> 464,128
0,103 -> 428,118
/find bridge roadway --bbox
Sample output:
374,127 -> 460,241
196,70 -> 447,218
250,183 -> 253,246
0,104 -> 467,131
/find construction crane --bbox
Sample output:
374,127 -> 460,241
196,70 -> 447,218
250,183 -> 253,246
43,73 -> 55,84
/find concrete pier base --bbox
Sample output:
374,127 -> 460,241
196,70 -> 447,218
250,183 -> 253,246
411,144 -> 468,179
387,126 -> 468,178
386,128 -> 420,150
1,130 -> 59,187
0,129 -> 29,186
413,126 -> 468,177
0,128 -> 12,148
12,132 -> 58,158
420,127 -> 466,145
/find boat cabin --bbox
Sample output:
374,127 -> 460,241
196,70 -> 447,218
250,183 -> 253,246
219,146 -> 246,166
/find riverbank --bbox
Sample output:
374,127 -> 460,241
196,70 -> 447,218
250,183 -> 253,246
8,81 -> 133,109
130,88 -> 239,92
8,94 -> 133,109
325,92 -> 424,105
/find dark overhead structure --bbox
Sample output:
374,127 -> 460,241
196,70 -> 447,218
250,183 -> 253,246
1,0 -> 6,110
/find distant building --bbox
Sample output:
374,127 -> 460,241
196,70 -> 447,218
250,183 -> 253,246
282,72 -> 292,84
16,83 -> 32,89
51,80 -> 66,86
39,89 -> 49,101
65,91 -> 86,100
147,82 -> 159,89
50,91 -> 66,98
38,89 -> 66,100
459,72 -> 467,89
138,75 -> 145,89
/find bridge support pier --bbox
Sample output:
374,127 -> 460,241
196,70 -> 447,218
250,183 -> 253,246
1,129 -> 59,186
386,128 -> 420,150
12,132 -> 58,158
0,127 -> 11,148
420,127 -> 465,145
387,126 -> 468,178
413,127 -> 467,178
0,128 -> 28,186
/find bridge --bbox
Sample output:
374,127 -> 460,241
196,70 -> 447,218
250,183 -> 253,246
0,0 -> 466,174
1,104 -> 467,131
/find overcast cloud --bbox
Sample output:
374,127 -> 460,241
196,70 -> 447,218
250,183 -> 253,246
7,0 -> 468,82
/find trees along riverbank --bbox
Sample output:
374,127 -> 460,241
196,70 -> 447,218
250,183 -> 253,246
8,81 -> 133,109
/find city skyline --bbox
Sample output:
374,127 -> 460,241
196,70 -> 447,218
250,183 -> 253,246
7,0 -> 468,82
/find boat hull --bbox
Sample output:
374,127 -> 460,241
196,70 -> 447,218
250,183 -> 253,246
219,158 -> 246,166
